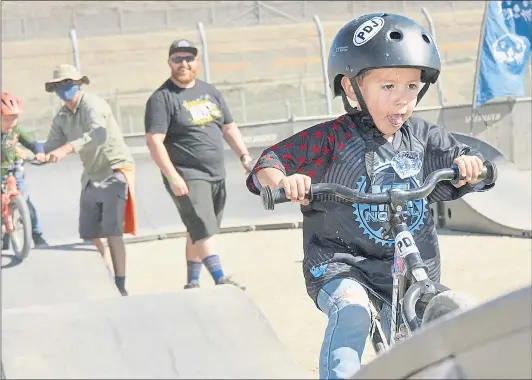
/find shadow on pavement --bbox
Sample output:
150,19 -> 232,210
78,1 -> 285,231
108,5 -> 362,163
1,253 -> 22,269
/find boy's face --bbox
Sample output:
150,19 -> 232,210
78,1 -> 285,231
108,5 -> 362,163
343,68 -> 422,137
1,115 -> 18,134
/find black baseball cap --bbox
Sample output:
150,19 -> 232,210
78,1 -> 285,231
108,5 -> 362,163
168,39 -> 198,57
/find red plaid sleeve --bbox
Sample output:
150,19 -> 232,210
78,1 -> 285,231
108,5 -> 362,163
246,115 -> 355,194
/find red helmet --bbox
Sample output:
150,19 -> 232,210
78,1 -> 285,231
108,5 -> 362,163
1,92 -> 23,116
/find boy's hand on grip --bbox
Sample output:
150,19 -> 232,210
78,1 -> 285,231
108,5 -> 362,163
278,174 -> 312,205
453,155 -> 484,188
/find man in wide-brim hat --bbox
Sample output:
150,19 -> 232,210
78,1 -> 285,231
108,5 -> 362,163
45,64 -> 90,94
42,63 -> 137,297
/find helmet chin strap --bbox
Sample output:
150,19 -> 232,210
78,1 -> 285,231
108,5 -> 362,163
416,82 -> 431,105
341,92 -> 358,114
348,78 -> 370,115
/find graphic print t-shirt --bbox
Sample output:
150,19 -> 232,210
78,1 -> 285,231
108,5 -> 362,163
144,79 -> 233,181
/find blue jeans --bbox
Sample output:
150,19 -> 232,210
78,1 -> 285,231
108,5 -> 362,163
317,278 -> 392,379
14,171 -> 42,236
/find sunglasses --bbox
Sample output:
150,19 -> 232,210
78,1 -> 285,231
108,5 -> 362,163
49,79 -> 78,91
170,55 -> 195,64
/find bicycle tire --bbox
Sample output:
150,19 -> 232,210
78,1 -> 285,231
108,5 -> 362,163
421,290 -> 478,326
9,194 -> 32,261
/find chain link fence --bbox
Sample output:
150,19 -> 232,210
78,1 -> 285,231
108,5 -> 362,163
4,0 -> 525,141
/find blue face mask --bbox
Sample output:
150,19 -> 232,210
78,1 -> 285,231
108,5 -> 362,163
55,84 -> 80,101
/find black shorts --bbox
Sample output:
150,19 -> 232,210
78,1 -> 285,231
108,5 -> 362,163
163,177 -> 226,243
79,171 -> 128,240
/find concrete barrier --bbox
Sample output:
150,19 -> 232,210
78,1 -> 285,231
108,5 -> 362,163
121,98 -> 531,170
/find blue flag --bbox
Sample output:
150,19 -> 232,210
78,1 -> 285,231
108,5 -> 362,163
475,1 -> 532,108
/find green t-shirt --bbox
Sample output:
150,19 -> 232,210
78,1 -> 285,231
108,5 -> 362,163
43,91 -> 134,185
1,125 -> 36,176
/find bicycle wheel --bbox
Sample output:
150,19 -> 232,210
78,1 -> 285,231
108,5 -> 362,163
9,194 -> 32,261
421,290 -> 477,326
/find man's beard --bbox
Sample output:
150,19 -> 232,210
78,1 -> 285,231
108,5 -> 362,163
172,70 -> 196,86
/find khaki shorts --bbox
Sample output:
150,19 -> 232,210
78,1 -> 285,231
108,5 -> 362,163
79,171 -> 128,240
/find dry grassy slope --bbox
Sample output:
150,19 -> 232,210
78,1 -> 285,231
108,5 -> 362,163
2,9 -> 483,120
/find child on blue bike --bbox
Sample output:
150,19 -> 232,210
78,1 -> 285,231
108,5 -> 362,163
246,13 -> 493,379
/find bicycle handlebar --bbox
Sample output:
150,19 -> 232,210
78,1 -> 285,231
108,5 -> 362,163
261,161 -> 497,210
0,160 -> 48,172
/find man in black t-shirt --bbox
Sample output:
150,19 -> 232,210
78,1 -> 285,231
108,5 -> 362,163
145,39 -> 252,290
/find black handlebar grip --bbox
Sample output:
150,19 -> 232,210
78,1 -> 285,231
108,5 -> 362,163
450,163 -> 461,186
261,186 -> 291,210
451,160 -> 498,186
482,160 -> 498,185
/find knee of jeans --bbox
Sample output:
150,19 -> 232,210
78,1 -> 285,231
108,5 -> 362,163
331,285 -> 370,313
319,279 -> 370,310
322,288 -> 371,329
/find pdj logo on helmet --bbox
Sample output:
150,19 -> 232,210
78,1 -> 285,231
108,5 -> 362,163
353,17 -> 385,46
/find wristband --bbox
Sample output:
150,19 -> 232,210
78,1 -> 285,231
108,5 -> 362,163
240,154 -> 250,162
166,174 -> 179,182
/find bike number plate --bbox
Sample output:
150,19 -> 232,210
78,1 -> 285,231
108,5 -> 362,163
395,230 -> 418,258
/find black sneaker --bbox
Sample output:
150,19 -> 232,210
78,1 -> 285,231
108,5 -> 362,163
33,234 -> 49,248
184,280 -> 200,289
117,287 -> 128,296
2,234 -> 10,250
216,276 -> 246,291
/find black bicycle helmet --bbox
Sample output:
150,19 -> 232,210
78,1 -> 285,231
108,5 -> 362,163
327,13 -> 441,114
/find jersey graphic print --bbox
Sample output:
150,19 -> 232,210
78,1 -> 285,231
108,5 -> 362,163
353,161 -> 427,246
310,263 -> 328,278
183,95 -> 221,126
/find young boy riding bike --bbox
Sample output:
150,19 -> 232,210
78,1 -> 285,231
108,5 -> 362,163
1,92 -> 49,248
246,13 -> 494,379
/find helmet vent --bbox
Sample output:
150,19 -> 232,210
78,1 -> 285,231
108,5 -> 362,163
389,31 -> 403,41
422,34 -> 431,44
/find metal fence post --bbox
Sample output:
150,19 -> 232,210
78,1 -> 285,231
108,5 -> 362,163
197,22 -> 211,83
313,15 -> 333,115
421,7 -> 445,107
69,28 -> 81,73
114,90 -> 123,130
118,8 -> 124,34
209,2 -> 216,25
300,77 -> 308,117
240,87 -> 248,123
164,9 -> 170,30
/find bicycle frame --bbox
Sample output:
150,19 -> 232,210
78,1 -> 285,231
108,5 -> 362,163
1,173 -> 21,236
370,198 -> 451,352
381,204 -> 432,347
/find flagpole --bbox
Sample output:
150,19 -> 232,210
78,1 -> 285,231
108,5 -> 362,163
469,0 -> 490,136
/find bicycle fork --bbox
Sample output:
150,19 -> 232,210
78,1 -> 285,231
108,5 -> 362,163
390,251 -> 408,346
383,211 -> 428,346
1,175 -> 18,234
